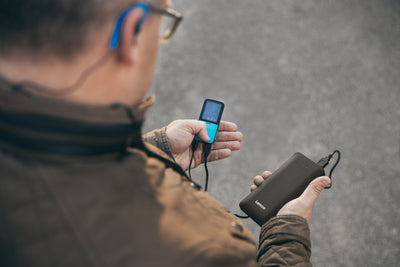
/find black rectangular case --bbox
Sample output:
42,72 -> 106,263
239,152 -> 325,226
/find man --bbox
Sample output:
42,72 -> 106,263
0,0 -> 331,266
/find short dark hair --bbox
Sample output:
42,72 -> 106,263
0,0 -> 152,60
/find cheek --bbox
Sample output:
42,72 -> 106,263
144,26 -> 161,71
138,40 -> 159,78
131,16 -> 162,93
140,17 -> 161,63
134,41 -> 159,93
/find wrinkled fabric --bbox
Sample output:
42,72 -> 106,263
0,84 -> 313,266
258,216 -> 312,266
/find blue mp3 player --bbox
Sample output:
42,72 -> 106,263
194,99 -> 225,144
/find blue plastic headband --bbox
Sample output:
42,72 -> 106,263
109,3 -> 150,50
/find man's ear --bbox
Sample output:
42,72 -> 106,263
117,8 -> 146,64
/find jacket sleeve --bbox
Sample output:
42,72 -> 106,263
256,215 -> 312,267
143,127 -> 175,160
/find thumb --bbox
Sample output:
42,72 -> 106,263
188,120 -> 210,142
298,176 -> 331,208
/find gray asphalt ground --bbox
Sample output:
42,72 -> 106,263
143,1 -> 400,266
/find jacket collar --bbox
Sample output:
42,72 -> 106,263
0,80 -> 155,162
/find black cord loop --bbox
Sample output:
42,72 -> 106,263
325,150 -> 341,189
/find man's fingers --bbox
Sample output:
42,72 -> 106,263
299,176 -> 331,207
193,120 -> 242,164
253,175 -> 264,186
211,141 -> 241,151
188,120 -> 210,142
189,120 -> 242,143
215,131 -> 243,142
218,121 -> 238,131
251,171 -> 272,192
261,171 -> 272,179
206,149 -> 232,162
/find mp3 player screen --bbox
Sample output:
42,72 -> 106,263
200,101 -> 223,123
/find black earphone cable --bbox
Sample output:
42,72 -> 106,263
188,139 -> 248,218
187,140 -> 211,191
203,143 -> 212,191
188,140 -> 199,181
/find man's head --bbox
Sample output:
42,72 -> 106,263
0,0 -> 170,105
0,0 -> 161,59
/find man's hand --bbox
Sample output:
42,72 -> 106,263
166,120 -> 243,171
250,171 -> 331,223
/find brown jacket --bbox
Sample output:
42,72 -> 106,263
0,83 -> 312,266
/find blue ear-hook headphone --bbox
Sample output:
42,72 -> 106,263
109,3 -> 150,50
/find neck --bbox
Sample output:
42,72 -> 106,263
0,35 -> 144,106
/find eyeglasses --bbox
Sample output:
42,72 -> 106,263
149,5 -> 183,42
109,3 -> 183,50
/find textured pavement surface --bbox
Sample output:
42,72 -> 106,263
143,1 -> 400,266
